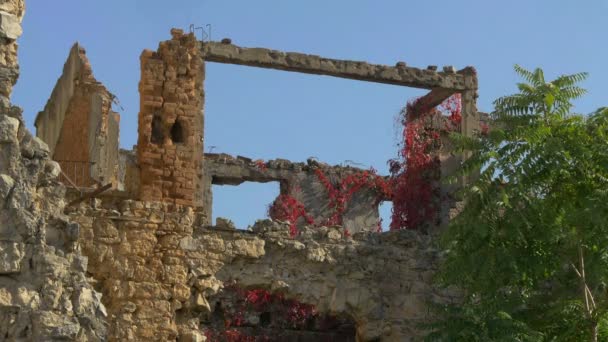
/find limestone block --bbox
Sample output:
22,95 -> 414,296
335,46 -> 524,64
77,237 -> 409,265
232,238 -> 265,258
179,330 -> 207,342
0,11 -> 21,40
215,217 -> 235,229
194,292 -> 210,312
20,133 -> 49,159
0,0 -> 23,17
33,311 -> 81,340
0,114 -> 18,143
0,173 -> 14,200
14,286 -> 40,309
0,241 -> 23,273
43,160 -> 60,179
0,287 -> 12,306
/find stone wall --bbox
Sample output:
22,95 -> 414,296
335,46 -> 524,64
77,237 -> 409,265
0,109 -> 107,341
69,198 -> 452,341
204,153 -> 388,233
9,22 -> 482,340
0,1 -> 108,339
137,29 -> 204,207
35,43 -> 120,187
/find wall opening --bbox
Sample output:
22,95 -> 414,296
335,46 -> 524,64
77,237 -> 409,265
205,64 -> 426,231
378,201 -> 393,232
205,64 -> 427,170
170,120 -> 185,143
212,181 -> 280,229
259,312 -> 271,327
150,114 -> 164,144
202,286 -> 357,341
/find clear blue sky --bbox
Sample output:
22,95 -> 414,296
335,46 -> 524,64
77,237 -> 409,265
12,1 -> 608,228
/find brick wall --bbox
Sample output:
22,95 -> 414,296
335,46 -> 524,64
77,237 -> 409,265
36,43 -> 120,188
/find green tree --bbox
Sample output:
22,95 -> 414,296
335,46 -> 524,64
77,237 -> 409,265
426,65 -> 608,341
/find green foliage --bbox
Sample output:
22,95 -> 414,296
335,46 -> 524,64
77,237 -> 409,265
427,66 -> 608,341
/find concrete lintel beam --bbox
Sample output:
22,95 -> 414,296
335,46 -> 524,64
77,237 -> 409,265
202,42 -> 475,91
409,88 -> 457,119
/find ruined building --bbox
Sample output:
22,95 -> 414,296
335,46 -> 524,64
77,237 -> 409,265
1,2 -> 481,339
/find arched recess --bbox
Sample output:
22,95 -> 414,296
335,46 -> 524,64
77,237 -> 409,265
197,284 -> 358,341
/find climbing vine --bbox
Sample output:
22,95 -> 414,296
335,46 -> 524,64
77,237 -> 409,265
314,168 -> 391,226
204,285 -> 326,341
266,93 -> 462,234
268,168 -> 390,237
267,194 -> 314,237
389,93 -> 461,230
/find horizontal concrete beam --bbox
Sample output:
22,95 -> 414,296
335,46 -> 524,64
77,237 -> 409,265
409,88 -> 456,119
202,42 -> 476,91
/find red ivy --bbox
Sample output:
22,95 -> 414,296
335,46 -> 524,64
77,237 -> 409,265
253,160 -> 268,172
314,168 -> 391,226
266,94 -> 462,233
204,285 -> 318,341
389,94 -> 461,230
268,168 -> 389,236
268,195 -> 314,237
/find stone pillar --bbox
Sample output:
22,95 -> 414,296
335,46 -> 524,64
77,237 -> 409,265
437,68 -> 478,230
137,29 -> 204,207
459,67 -> 479,185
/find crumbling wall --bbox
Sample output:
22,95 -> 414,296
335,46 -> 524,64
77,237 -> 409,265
8,25 -> 479,341
0,110 -> 107,340
0,0 -> 23,107
35,43 -> 120,187
69,199 -> 450,341
204,153 -> 387,233
0,0 -> 108,338
89,90 -> 120,186
137,29 -> 204,206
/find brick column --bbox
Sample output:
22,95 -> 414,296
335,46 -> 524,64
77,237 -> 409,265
137,29 -> 204,206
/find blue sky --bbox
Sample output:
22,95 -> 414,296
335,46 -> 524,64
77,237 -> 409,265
12,1 -> 608,228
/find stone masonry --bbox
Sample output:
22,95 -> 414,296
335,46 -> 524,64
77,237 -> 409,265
68,199 -> 451,341
0,0 -> 108,340
203,153 -> 389,234
0,0 -> 23,108
137,29 -> 204,207
15,19 -> 481,341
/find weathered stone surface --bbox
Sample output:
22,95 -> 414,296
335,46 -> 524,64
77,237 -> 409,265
0,11 -> 22,39
34,43 -> 120,187
203,41 -> 473,91
0,113 -> 18,142
202,153 -> 387,233
137,30 -> 204,207
0,108 -> 108,340
28,24 -> 481,341
0,241 -> 24,273
0,0 -> 108,338
69,199 -> 450,341
215,216 -> 235,229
